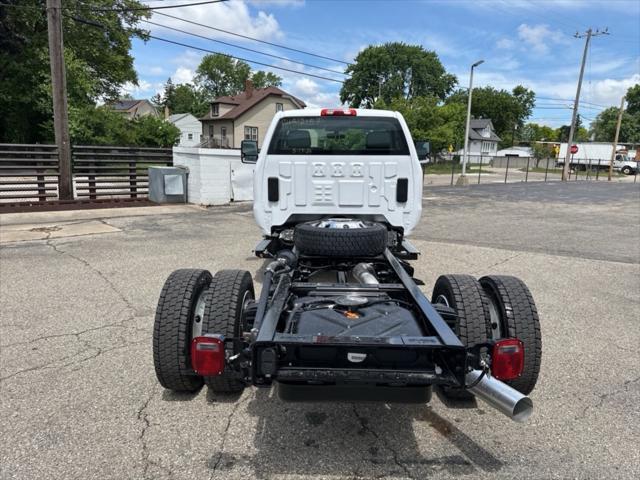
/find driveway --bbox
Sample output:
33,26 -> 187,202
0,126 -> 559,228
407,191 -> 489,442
1,182 -> 639,479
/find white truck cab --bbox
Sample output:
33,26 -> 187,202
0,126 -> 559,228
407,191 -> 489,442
241,108 -> 426,236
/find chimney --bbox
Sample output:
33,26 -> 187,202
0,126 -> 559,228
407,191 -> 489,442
245,79 -> 254,99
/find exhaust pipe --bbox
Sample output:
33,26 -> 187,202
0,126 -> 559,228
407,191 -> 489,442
466,369 -> 533,423
352,263 -> 378,285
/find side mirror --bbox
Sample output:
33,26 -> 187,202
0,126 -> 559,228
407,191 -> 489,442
241,140 -> 258,164
415,140 -> 430,160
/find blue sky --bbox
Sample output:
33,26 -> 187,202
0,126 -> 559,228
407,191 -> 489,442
127,0 -> 640,127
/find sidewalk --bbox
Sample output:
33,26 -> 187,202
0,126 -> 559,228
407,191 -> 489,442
0,204 -> 205,243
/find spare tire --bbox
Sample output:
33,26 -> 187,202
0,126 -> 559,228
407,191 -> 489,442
294,218 -> 387,257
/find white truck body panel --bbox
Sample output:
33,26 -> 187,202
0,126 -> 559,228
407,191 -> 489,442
252,109 -> 423,235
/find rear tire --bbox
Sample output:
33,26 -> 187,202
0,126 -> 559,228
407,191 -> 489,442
479,275 -> 542,395
202,270 -> 254,393
432,274 -> 491,399
153,269 -> 212,392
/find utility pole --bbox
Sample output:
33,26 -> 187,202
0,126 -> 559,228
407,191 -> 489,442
562,28 -> 609,182
46,0 -> 73,200
608,95 -> 625,181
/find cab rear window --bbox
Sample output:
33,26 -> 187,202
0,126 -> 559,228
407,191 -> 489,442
267,116 -> 409,155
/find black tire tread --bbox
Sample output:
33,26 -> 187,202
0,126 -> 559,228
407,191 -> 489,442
153,269 -> 211,392
480,275 -> 542,395
294,221 -> 387,257
432,274 -> 491,399
203,270 -> 254,393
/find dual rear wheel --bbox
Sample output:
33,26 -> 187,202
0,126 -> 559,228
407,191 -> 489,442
432,274 -> 542,397
152,268 -> 254,393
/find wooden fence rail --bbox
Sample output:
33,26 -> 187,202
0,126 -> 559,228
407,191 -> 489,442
0,144 -> 173,205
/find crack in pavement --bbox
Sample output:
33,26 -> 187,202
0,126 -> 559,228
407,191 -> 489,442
45,238 -> 135,311
0,235 -> 152,382
209,395 -> 249,478
577,375 -> 640,420
471,252 -> 523,276
137,384 -> 175,480
0,339 -> 148,382
351,404 -> 415,480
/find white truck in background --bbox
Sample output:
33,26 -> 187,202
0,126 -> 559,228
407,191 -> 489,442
556,143 -> 639,174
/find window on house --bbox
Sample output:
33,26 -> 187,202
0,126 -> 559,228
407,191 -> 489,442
212,104 -> 219,116
188,133 -> 193,140
481,141 -> 491,153
244,126 -> 258,141
208,125 -> 214,137
276,103 -> 284,112
221,127 -> 227,138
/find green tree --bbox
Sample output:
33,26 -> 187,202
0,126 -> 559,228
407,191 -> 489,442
339,42 -> 457,108
531,142 -> 555,167
378,96 -> 466,154
153,80 -> 208,117
250,71 -> 282,89
520,123 -> 558,142
625,84 -> 640,115
446,85 -> 536,146
589,84 -> 640,143
194,54 -> 282,100
0,0 -> 150,143
557,115 -> 589,142
133,116 -> 181,147
68,106 -> 179,147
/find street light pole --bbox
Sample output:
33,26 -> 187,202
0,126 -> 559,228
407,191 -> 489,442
458,59 -> 484,186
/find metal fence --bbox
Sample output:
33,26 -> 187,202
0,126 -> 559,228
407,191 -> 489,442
425,155 -> 638,186
0,144 -> 173,205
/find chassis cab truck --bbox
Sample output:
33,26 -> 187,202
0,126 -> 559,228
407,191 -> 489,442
153,108 -> 542,422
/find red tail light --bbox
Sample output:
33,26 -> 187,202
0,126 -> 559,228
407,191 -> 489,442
191,335 -> 225,376
492,338 -> 524,380
320,108 -> 357,116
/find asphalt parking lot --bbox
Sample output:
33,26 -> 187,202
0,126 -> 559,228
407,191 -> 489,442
1,181 -> 639,479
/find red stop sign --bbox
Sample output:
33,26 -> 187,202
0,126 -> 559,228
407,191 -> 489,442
570,145 -> 579,154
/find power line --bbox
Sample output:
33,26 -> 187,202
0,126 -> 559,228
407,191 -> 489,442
142,19 -> 348,76
144,33 -> 345,83
1,0 -> 227,11
155,11 -> 351,66
69,15 -> 344,84
74,0 -> 228,12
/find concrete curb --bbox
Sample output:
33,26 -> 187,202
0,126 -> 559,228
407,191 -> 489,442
0,204 -> 206,227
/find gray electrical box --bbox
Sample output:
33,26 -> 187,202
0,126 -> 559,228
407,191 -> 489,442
149,166 -> 189,203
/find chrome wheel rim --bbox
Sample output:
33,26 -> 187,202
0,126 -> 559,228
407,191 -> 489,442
191,288 -> 208,339
312,218 -> 368,229
486,293 -> 503,340
434,294 -> 450,307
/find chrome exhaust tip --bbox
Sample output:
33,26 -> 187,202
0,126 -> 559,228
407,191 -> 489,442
466,369 -> 534,423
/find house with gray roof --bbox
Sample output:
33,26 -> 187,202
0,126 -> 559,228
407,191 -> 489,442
456,118 -> 502,164
110,99 -> 159,119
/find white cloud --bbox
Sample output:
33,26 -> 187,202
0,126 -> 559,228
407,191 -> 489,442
292,78 -> 319,96
121,80 -> 164,98
285,78 -> 341,109
149,1 -> 283,42
247,0 -> 305,6
496,38 -> 515,50
172,66 -> 195,84
517,23 -> 568,55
